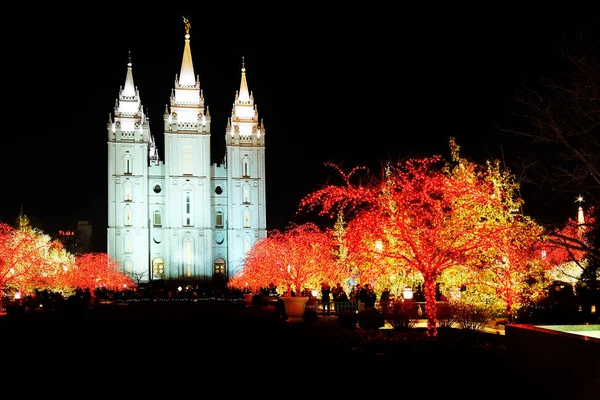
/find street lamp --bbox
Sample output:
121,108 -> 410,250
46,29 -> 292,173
403,287 -> 413,300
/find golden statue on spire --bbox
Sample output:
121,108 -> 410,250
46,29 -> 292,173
183,16 -> 191,35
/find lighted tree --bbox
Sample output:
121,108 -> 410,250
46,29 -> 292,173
543,204 -> 596,289
228,222 -> 341,297
300,139 -> 543,336
67,252 -> 135,293
0,223 -> 62,299
440,220 -> 549,322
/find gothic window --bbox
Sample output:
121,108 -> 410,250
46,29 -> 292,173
242,158 -> 250,178
215,210 -> 223,228
152,257 -> 165,279
183,237 -> 194,278
242,184 -> 251,204
124,181 -> 132,202
183,146 -> 193,175
124,206 -> 133,226
124,235 -> 132,254
183,191 -> 193,226
214,185 -> 223,195
123,154 -> 133,175
243,208 -> 251,228
153,209 -> 162,228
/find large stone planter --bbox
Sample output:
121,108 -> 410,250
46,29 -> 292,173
281,297 -> 308,322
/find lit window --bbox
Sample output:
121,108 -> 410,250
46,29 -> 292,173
152,258 -> 165,279
124,181 -> 132,202
243,209 -> 251,228
243,185 -> 251,204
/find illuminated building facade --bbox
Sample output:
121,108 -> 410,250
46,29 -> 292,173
107,20 -> 266,283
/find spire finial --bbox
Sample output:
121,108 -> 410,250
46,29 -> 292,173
128,50 -> 132,67
183,16 -> 191,35
576,194 -> 585,204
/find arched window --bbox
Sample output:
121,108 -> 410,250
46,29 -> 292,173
152,257 -> 165,279
183,146 -> 193,175
243,208 -> 251,228
123,154 -> 133,175
242,184 -> 251,204
153,209 -> 162,228
124,260 -> 132,274
183,237 -> 194,278
183,191 -> 193,226
242,158 -> 250,178
214,258 -> 226,277
124,181 -> 132,202
124,206 -> 133,226
215,209 -> 223,228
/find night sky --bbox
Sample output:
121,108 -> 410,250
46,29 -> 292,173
3,8 -> 598,251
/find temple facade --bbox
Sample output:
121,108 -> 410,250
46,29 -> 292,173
107,19 -> 267,284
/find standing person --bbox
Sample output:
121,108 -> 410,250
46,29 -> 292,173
321,282 -> 331,316
379,287 -> 391,312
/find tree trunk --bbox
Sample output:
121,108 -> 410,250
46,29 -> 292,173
423,276 -> 438,337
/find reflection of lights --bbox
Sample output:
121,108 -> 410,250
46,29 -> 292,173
178,286 -> 183,292
403,287 -> 413,300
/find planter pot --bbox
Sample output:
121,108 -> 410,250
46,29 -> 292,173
281,297 -> 308,322
243,293 -> 254,306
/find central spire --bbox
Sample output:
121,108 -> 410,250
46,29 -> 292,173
179,16 -> 195,86
238,56 -> 250,102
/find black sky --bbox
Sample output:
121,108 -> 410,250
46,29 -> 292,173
3,8 -> 598,251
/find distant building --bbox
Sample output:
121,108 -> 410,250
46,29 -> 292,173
58,220 -> 92,255
107,19 -> 267,284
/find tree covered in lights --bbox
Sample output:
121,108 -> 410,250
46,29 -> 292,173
66,252 -> 134,293
0,221 -> 134,300
300,138 -> 547,336
228,222 -> 342,297
543,202 -> 597,292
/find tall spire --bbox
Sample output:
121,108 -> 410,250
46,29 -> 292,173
576,195 -> 585,226
238,56 -> 250,102
123,50 -> 136,97
179,16 -> 195,86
